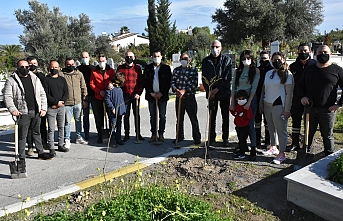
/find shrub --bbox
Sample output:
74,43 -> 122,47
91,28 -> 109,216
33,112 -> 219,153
328,153 -> 343,185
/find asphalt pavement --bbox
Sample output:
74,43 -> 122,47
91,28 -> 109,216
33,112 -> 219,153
0,91 -> 235,216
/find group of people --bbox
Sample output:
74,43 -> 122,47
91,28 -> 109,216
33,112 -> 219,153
3,40 -> 343,170
230,43 -> 343,164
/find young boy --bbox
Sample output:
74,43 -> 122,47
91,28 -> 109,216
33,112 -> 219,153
104,72 -> 126,147
230,90 -> 253,160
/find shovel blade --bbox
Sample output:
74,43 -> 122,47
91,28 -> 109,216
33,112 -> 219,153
9,161 -> 28,179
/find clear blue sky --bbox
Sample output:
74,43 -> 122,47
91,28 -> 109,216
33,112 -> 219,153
0,0 -> 342,45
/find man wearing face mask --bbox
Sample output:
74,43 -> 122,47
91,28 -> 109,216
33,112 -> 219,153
3,60 -> 52,166
117,51 -> 144,142
299,45 -> 343,156
43,60 -> 69,155
77,51 -> 95,140
171,53 -> 201,145
90,53 -> 115,143
255,51 -> 273,148
26,56 -> 48,155
202,40 -> 232,146
143,50 -> 171,142
287,43 -> 316,152
60,58 -> 88,149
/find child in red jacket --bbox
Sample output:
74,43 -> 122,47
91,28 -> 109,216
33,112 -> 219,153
230,90 -> 253,159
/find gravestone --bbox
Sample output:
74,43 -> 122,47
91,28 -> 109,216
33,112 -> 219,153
270,40 -> 280,55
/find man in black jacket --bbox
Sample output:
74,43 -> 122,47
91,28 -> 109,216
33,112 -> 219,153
144,50 -> 172,142
202,40 -> 232,146
255,51 -> 273,148
26,56 -> 47,155
77,51 -> 95,140
287,43 -> 316,151
299,45 -> 343,156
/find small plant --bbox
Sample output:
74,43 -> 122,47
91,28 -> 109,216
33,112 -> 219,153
327,153 -> 343,185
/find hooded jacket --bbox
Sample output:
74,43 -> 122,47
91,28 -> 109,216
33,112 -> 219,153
90,64 -> 115,100
60,69 -> 87,105
3,71 -> 47,114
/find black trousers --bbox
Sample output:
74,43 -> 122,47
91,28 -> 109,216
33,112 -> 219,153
208,98 -> 230,141
175,95 -> 201,142
18,110 -> 44,159
290,94 -> 304,137
90,97 -> 104,138
236,125 -> 249,155
27,115 -> 47,148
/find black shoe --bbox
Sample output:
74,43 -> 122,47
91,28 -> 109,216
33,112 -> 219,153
97,137 -> 103,144
123,135 -> 130,142
50,149 -> 56,158
116,139 -> 125,145
38,152 -> 53,160
58,146 -> 69,152
233,153 -> 246,160
138,135 -> 145,141
223,139 -> 229,147
194,140 -> 201,145
172,137 -> 184,144
286,144 -> 299,152
85,133 -> 89,140
249,155 -> 256,161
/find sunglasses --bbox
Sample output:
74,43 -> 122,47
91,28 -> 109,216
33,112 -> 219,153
211,46 -> 220,48
20,66 -> 29,69
126,56 -> 134,58
99,55 -> 105,57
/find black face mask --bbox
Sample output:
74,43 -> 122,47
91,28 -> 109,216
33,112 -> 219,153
29,65 -> 37,72
298,52 -> 310,61
272,60 -> 283,69
316,54 -> 330,64
50,69 -> 59,75
18,67 -> 29,76
125,57 -> 133,64
65,65 -> 75,72
260,60 -> 269,67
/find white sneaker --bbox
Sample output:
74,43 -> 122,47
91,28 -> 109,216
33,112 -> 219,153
64,139 -> 71,149
263,146 -> 279,156
75,137 -> 88,145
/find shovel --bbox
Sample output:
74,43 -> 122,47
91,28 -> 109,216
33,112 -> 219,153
9,116 -> 27,179
174,97 -> 182,148
153,98 -> 162,145
134,98 -> 143,144
294,101 -> 313,170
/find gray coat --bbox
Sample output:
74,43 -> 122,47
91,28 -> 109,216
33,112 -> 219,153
3,71 -> 47,114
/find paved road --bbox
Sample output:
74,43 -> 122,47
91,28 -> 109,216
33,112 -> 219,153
0,92 -> 235,215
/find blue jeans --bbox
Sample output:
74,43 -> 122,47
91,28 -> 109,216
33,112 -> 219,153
47,106 -> 65,148
249,95 -> 257,147
148,99 -> 167,136
308,107 -> 336,154
65,103 -> 82,140
124,97 -> 141,136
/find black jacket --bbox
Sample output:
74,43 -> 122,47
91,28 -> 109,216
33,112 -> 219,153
143,63 -> 171,103
289,57 -> 317,98
201,54 -> 232,99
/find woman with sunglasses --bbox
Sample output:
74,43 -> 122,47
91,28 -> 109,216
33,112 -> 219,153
230,50 -> 260,161
259,51 -> 294,164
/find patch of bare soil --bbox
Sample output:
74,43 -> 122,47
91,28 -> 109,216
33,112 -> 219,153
146,133 -> 339,220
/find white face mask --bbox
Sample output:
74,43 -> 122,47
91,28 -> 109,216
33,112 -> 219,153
242,59 -> 251,66
153,57 -> 162,65
180,60 -> 188,67
81,58 -> 89,65
98,62 -> 106,69
211,47 -> 221,57
237,99 -> 247,106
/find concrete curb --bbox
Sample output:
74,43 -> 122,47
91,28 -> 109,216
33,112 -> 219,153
0,147 -> 192,217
